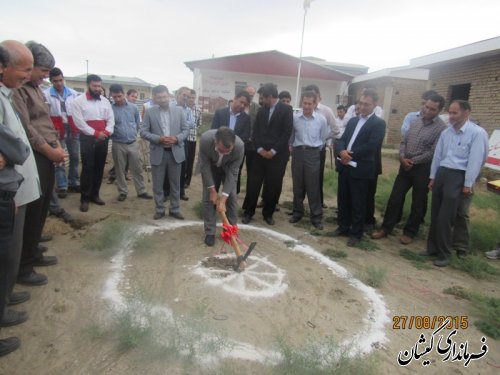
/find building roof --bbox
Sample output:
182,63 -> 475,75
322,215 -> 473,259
303,57 -> 369,76
65,74 -> 155,88
184,50 -> 354,81
410,36 -> 500,68
351,66 -> 429,83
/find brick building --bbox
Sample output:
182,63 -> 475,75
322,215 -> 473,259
410,36 -> 500,137
348,67 -> 428,145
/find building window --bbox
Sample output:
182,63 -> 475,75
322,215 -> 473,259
235,81 -> 247,94
448,83 -> 471,103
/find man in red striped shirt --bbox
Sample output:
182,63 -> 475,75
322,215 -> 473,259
71,74 -> 114,212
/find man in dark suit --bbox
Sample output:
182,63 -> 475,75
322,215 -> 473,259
198,127 -> 244,246
334,89 -> 386,246
212,90 -> 251,194
140,85 -> 189,220
242,83 -> 293,225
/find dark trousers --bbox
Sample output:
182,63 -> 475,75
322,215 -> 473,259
179,142 -> 189,192
242,148 -> 257,209
365,176 -> 378,226
20,152 -> 54,276
319,147 -> 326,205
291,147 -> 322,223
452,192 -> 472,253
427,167 -> 465,260
244,151 -> 288,218
381,163 -> 430,237
0,192 -> 16,321
337,168 -> 370,239
185,140 -> 197,187
80,135 -> 108,202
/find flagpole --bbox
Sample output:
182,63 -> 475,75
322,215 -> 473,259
294,1 -> 311,108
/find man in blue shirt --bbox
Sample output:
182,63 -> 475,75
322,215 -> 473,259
426,100 -> 489,267
289,91 -> 329,229
109,84 -> 152,202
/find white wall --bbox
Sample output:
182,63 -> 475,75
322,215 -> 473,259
193,68 -> 347,108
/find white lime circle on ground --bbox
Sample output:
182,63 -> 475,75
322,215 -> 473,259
102,220 -> 390,364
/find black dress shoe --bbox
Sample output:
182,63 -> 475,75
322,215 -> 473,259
331,227 -> 349,237
8,291 -> 31,306
37,243 -> 48,253
153,212 -> 165,220
241,215 -> 252,224
39,234 -> 52,242
17,271 -> 48,286
0,337 -> 20,357
137,193 -> 153,200
91,197 -> 105,205
180,195 -> 189,201
118,193 -> 127,201
264,216 -> 275,225
289,216 -> 302,224
80,201 -> 89,212
0,309 -> 28,327
33,255 -> 58,267
205,235 -> 215,247
169,212 -> 185,220
433,258 -> 450,267
57,189 -> 68,199
347,237 -> 361,247
312,222 -> 324,230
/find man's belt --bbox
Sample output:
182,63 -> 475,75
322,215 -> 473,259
294,145 -> 320,150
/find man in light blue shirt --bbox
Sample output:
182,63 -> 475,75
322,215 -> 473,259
426,100 -> 489,267
289,91 -> 329,229
109,84 -> 152,202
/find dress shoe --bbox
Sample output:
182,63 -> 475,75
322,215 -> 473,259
0,337 -> 20,357
241,215 -> 252,224
180,194 -> 189,201
8,291 -> 31,306
118,193 -> 127,201
433,258 -> 450,267
0,309 -> 28,327
57,210 -> 74,223
17,271 -> 48,286
204,235 -> 215,247
264,216 -> 275,225
371,229 -> 388,240
33,255 -> 58,267
312,222 -> 324,230
399,235 -> 413,245
37,243 -> 48,253
456,250 -> 467,259
80,201 -> 89,212
289,216 -> 302,224
153,212 -> 165,220
91,197 -> 105,205
347,237 -> 361,247
57,189 -> 68,199
331,227 -> 349,237
39,234 -> 52,242
137,193 -> 153,200
107,177 -> 116,184
67,185 -> 81,193
169,212 -> 185,220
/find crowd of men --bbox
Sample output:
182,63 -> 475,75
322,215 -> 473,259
0,38 -> 493,357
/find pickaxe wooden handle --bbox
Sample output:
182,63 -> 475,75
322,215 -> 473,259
218,210 -> 242,259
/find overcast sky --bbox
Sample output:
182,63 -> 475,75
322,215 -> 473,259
1,0 -> 499,90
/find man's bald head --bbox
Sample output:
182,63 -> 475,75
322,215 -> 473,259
0,40 -> 34,88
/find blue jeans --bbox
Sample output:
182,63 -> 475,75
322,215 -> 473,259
55,124 -> 80,189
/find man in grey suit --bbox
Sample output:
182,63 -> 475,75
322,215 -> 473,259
140,85 -> 189,220
198,127 -> 244,246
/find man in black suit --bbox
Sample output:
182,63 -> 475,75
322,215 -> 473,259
242,83 -> 293,225
334,89 -> 386,246
212,91 -> 251,193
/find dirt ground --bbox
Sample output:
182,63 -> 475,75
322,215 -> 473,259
0,154 -> 499,375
